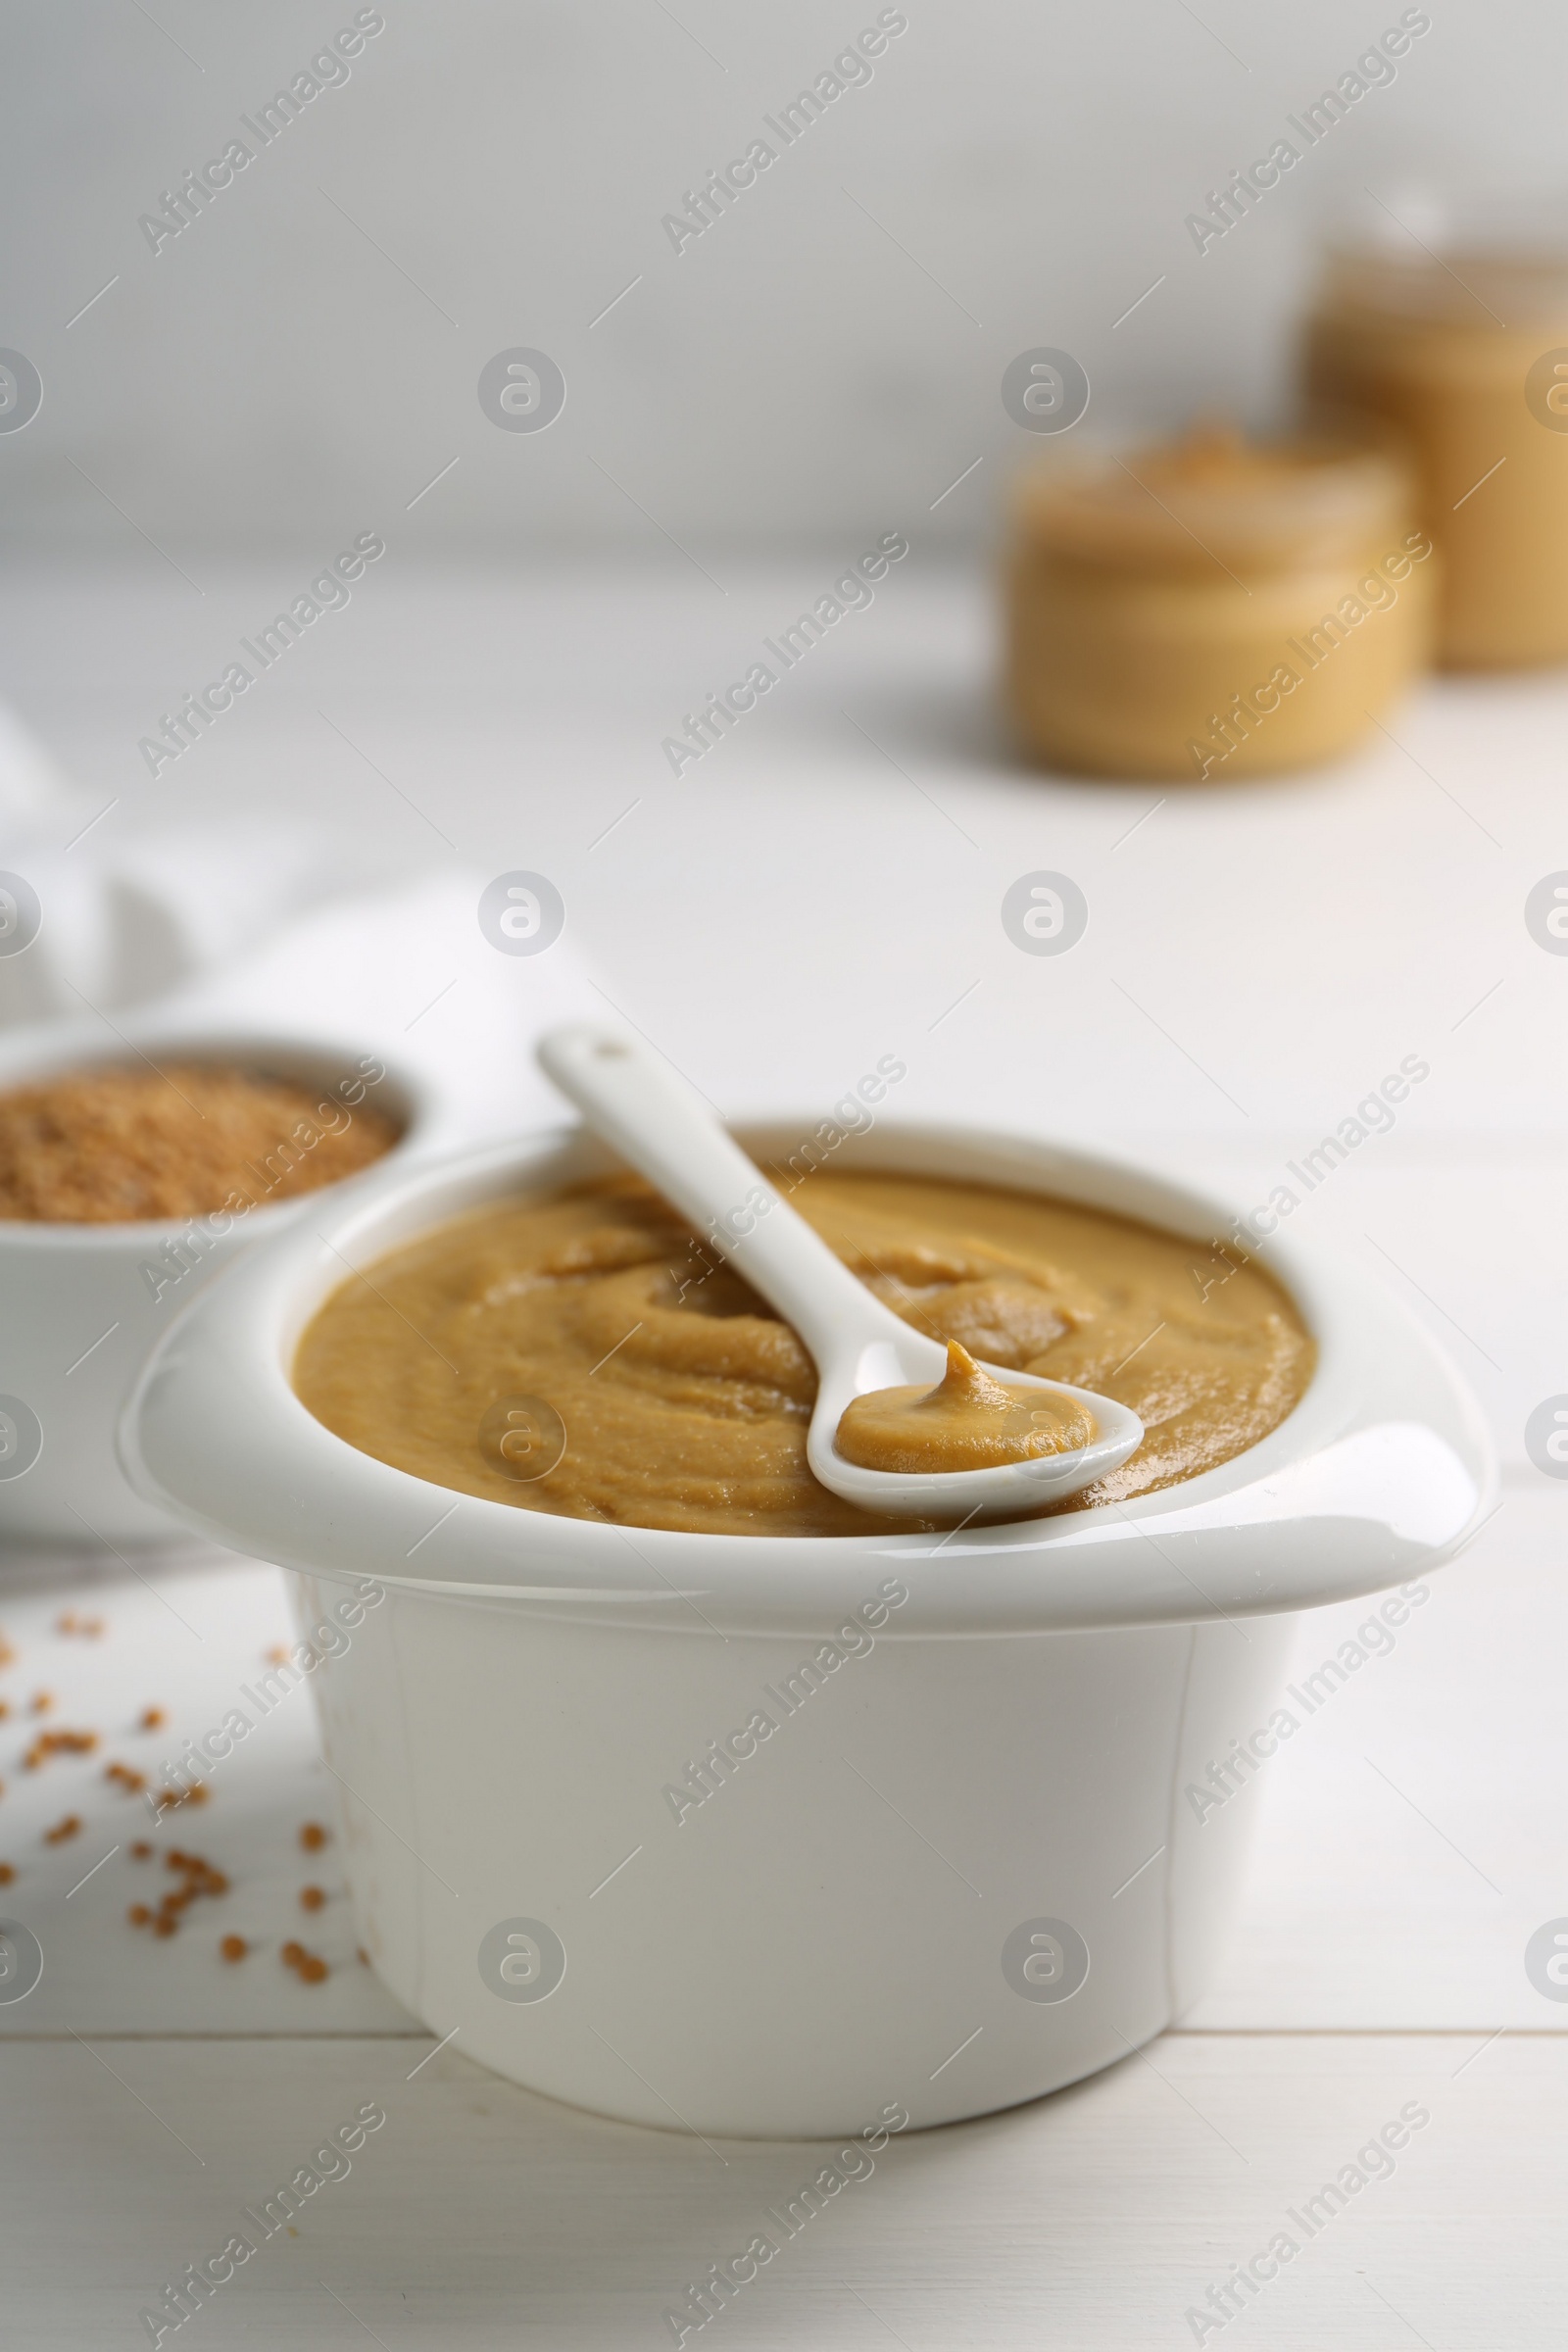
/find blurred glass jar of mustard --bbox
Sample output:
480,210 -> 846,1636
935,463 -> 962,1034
1004,425 -> 1434,781
1303,244 -> 1568,668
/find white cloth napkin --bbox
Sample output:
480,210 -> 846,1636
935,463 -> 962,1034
0,703 -> 596,1143
180,870 -> 602,1148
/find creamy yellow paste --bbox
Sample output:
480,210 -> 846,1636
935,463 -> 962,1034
835,1340 -> 1093,1473
293,1171 -> 1313,1539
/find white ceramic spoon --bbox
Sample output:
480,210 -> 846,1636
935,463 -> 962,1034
537,1024 -> 1144,1524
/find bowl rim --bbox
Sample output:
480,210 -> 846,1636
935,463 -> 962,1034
0,1012 -> 434,1249
119,1114 -> 1496,1635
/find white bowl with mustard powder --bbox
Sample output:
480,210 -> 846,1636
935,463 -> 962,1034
0,1015 -> 427,1545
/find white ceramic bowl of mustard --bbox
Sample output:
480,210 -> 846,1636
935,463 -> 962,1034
121,1119 -> 1493,2136
0,1015 -> 438,1547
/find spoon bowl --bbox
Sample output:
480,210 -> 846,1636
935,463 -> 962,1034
537,1024 -> 1144,1524
806,1328 -> 1144,1523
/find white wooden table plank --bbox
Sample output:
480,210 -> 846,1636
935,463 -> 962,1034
7,560 -> 1568,1149
0,2032 -> 1558,2348
0,1549 -> 414,2037
1188,1481 -> 1568,2030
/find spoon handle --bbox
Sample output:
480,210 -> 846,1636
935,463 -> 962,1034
537,1023 -> 900,1363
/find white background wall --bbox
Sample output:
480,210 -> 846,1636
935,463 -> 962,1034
2,0 -> 1561,554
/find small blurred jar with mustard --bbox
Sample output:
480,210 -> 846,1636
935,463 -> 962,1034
1004,424 -> 1434,781
1303,241 -> 1568,668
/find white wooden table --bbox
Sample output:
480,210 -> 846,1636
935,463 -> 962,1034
2,559 -> 1565,2347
